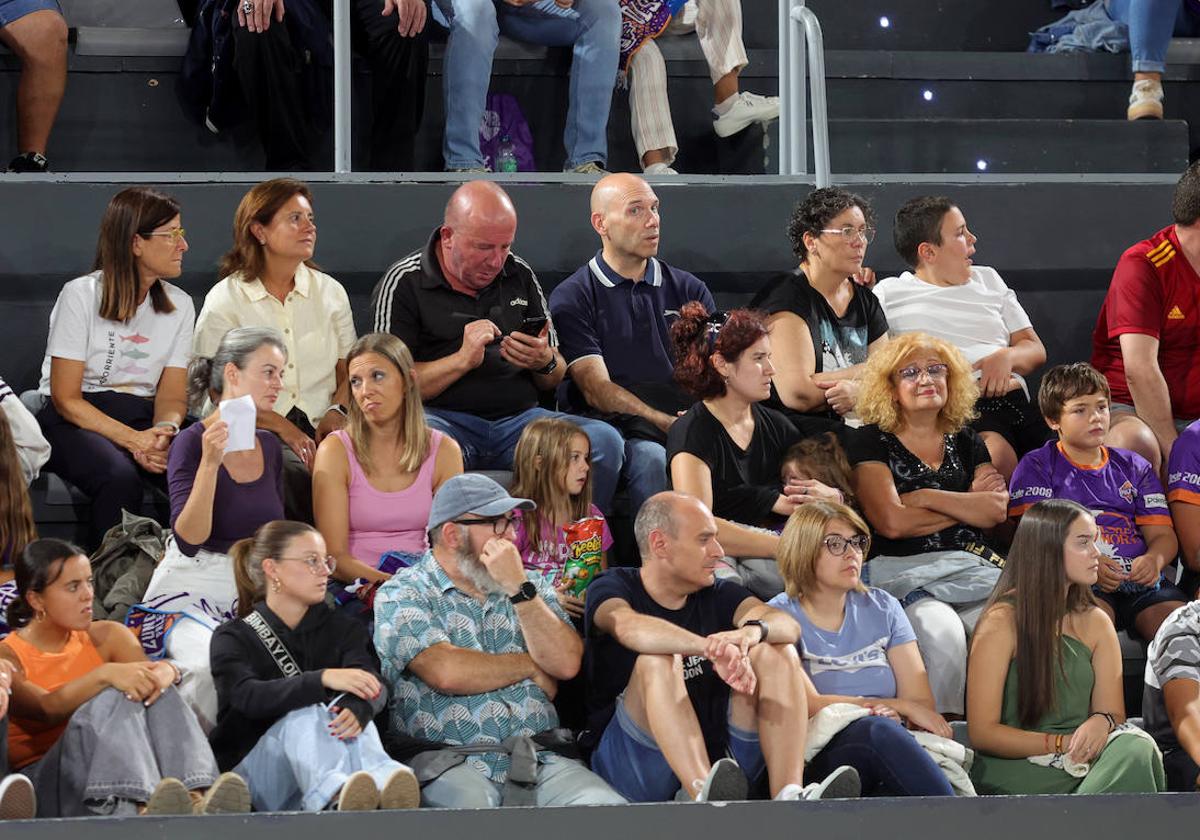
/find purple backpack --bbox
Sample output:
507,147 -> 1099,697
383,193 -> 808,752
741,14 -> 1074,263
480,93 -> 536,172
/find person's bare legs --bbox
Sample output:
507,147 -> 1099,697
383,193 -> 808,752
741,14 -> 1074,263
0,10 -> 68,158
713,70 -> 737,105
728,643 -> 806,797
621,653 -> 712,794
1106,412 -> 1164,475
1134,599 -> 1186,642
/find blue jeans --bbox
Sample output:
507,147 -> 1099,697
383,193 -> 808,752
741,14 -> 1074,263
421,754 -> 626,807
1109,0 -> 1200,72
424,406 -> 624,512
806,715 -> 954,797
623,437 -> 666,516
233,705 -> 408,812
431,0 -> 619,169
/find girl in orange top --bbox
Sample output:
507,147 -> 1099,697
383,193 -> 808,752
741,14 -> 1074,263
0,538 -> 250,817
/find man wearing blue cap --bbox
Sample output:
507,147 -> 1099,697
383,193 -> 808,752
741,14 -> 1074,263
372,473 -> 626,807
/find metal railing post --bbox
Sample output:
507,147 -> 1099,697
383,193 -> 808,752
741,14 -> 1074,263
777,0 -> 830,187
333,0 -> 352,174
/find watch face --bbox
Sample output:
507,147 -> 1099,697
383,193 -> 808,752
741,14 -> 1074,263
520,582 -> 537,598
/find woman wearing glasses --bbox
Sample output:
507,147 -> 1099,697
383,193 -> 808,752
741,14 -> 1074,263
35,187 -> 195,546
668,304 -> 843,599
210,520 -> 420,812
748,187 -> 889,427
769,501 -> 955,796
847,332 -> 1008,717
133,327 -> 287,731
193,179 -> 358,523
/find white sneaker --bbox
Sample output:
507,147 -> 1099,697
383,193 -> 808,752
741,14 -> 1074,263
1127,79 -> 1164,120
713,91 -> 781,138
644,162 -> 679,175
0,775 -> 35,820
335,771 -> 380,811
801,765 -> 861,800
773,783 -> 804,801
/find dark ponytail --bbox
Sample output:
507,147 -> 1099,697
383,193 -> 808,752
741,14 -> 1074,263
7,538 -> 85,629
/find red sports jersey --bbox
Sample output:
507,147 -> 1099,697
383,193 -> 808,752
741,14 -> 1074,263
1091,225 -> 1200,419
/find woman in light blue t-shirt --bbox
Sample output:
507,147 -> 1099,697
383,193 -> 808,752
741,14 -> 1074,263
770,501 -> 954,796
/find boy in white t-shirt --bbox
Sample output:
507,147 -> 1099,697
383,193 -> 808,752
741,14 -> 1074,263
873,196 -> 1050,480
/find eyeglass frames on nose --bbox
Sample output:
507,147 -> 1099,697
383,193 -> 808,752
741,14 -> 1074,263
896,363 -> 949,383
451,515 -> 516,536
818,226 -> 876,244
142,227 -> 187,243
282,553 -> 338,575
822,534 -> 869,556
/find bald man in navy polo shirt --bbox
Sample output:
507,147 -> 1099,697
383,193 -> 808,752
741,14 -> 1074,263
549,174 -> 715,514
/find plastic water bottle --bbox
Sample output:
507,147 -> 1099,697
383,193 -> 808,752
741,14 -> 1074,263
496,135 -> 518,173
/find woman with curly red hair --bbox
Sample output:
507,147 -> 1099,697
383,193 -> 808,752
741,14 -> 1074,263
667,303 -> 844,599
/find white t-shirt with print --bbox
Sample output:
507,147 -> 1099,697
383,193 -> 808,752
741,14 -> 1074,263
38,271 -> 195,398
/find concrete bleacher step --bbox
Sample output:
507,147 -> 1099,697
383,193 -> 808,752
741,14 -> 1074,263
815,118 -> 1188,175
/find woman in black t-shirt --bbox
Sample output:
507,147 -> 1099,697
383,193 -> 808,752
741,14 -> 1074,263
847,332 -> 1008,717
749,188 -> 889,425
666,304 -> 843,599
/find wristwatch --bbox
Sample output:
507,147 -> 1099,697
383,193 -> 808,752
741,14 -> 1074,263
325,403 -> 348,417
534,355 -> 558,376
740,619 -> 769,643
510,581 -> 538,604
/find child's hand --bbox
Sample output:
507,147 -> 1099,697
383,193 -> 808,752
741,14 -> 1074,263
554,581 -> 586,618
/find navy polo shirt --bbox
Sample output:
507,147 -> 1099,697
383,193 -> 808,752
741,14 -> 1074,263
369,227 -> 557,420
549,252 -> 714,413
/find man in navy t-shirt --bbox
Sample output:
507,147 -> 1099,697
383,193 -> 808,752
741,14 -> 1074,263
549,174 -> 715,513
583,492 -> 860,802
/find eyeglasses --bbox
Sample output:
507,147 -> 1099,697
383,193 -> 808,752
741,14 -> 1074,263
142,227 -> 187,243
281,553 -> 337,575
819,226 -> 876,244
822,534 -> 869,556
896,363 -> 949,382
450,515 -> 516,536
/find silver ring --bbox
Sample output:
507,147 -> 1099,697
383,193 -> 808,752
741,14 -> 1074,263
242,1 -> 254,11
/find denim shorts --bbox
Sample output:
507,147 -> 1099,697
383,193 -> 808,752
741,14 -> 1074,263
1095,580 -> 1189,634
0,0 -> 62,27
590,693 -> 765,802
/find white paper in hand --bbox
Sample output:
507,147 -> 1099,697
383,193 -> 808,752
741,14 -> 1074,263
219,393 -> 257,453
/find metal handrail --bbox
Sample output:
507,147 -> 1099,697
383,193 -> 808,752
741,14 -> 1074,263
778,0 -> 830,185
333,0 -> 352,174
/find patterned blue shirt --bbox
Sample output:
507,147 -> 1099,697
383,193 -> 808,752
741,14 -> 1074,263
373,550 -> 570,781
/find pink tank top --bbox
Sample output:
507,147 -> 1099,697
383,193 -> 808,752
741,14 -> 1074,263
332,429 -> 443,565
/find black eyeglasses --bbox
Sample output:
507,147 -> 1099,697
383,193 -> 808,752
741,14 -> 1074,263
450,515 -> 516,536
822,534 -> 869,556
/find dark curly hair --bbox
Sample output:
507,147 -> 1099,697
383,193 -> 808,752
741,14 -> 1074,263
786,187 -> 875,262
671,302 -> 769,400
7,538 -> 85,629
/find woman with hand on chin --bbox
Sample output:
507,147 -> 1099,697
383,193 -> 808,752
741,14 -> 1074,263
35,187 -> 195,547
770,501 -> 955,797
194,179 -> 357,523
0,538 -> 249,817
313,333 -> 462,591
210,520 -> 419,813
134,327 -> 286,731
668,304 -> 843,600
968,499 -> 1165,794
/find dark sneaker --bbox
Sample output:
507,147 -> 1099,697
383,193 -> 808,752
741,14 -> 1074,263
6,152 -> 48,173
690,757 -> 748,802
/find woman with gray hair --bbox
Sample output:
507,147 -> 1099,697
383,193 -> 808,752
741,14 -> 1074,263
131,326 -> 287,730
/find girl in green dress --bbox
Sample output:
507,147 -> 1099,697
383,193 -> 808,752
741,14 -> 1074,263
967,499 -> 1165,794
